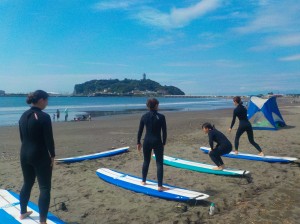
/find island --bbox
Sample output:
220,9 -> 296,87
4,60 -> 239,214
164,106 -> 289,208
73,76 -> 185,96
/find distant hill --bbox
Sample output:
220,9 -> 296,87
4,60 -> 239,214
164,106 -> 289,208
73,78 -> 185,96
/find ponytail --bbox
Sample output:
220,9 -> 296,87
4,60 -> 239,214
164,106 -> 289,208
233,96 -> 243,105
26,90 -> 49,104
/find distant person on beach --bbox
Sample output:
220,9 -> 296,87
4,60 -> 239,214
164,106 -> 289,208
64,108 -> 68,121
228,96 -> 264,156
137,98 -> 168,191
56,109 -> 60,121
88,114 -> 91,122
19,90 -> 55,224
52,113 -> 56,122
202,122 -> 232,170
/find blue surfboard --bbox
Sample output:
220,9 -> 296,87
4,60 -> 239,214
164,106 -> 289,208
0,189 -> 64,224
55,146 -> 129,163
96,168 -> 209,202
200,147 -> 298,163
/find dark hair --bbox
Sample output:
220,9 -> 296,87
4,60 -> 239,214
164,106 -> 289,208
233,96 -> 242,104
26,90 -> 49,104
146,98 -> 159,110
202,122 -> 215,130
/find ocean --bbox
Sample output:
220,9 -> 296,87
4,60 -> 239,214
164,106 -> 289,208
0,96 -> 233,127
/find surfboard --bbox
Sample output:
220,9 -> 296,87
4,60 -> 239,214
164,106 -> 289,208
96,168 -> 209,202
200,147 -> 298,163
55,146 -> 129,163
0,189 -> 64,224
157,155 -> 249,176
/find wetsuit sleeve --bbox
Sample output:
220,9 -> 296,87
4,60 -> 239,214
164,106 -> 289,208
230,109 -> 237,129
19,123 -> 23,142
162,116 -> 167,145
43,114 -> 55,158
208,132 -> 214,150
137,117 -> 144,144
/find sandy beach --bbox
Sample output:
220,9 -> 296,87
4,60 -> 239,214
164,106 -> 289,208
0,98 -> 299,224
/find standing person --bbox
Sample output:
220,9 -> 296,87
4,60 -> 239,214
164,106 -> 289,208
56,109 -> 60,121
64,108 -> 68,122
202,123 -> 232,170
228,96 -> 264,156
52,113 -> 56,122
19,90 -> 55,224
137,98 -> 168,191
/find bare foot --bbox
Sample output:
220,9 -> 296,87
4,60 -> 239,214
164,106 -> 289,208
141,181 -> 146,185
234,150 -> 238,155
20,211 -> 33,220
212,166 -> 223,170
158,186 -> 169,192
258,152 -> 264,156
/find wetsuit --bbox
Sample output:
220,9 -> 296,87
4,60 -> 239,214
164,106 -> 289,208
19,106 -> 55,222
230,103 -> 262,152
137,110 -> 167,187
208,129 -> 232,166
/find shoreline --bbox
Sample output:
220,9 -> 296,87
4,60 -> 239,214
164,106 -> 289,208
0,99 -> 299,223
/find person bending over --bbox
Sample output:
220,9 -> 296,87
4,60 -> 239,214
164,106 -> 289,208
202,123 -> 232,170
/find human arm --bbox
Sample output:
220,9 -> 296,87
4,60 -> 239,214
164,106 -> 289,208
229,110 -> 237,131
43,114 -> 55,160
208,131 -> 214,150
162,115 -> 167,145
137,116 -> 144,145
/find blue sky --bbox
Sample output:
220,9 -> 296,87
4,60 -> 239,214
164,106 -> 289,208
0,0 -> 299,95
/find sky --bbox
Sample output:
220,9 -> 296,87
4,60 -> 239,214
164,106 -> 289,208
0,0 -> 299,95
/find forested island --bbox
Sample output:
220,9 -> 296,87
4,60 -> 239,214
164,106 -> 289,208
73,78 -> 185,96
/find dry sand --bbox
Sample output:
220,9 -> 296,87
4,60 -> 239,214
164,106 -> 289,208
0,98 -> 299,224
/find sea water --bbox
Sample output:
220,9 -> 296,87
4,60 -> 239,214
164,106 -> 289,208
0,96 -> 232,127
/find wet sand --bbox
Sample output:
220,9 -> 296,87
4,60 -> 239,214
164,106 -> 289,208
0,98 -> 299,224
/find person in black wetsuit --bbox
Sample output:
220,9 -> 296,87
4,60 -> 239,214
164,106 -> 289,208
228,96 -> 264,156
137,98 -> 168,191
19,90 -> 55,224
202,122 -> 232,170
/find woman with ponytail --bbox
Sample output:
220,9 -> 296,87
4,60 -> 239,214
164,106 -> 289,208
202,122 -> 232,170
137,98 -> 168,191
19,90 -> 55,224
228,96 -> 264,156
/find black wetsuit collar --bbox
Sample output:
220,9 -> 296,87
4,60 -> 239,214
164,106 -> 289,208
31,106 -> 42,111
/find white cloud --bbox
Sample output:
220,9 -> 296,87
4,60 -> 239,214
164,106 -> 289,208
279,54 -> 300,61
135,0 -> 221,29
146,36 -> 175,47
234,1 -> 300,34
83,62 -> 129,67
164,59 -> 245,68
269,34 -> 300,47
94,0 -> 141,11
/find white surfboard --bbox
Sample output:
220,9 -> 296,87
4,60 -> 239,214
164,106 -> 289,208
161,155 -> 250,176
55,146 -> 129,163
0,189 -> 64,224
96,168 -> 209,201
200,147 -> 298,163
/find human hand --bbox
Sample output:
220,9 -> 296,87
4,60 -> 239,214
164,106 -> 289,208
228,128 -> 232,133
137,144 -> 142,152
